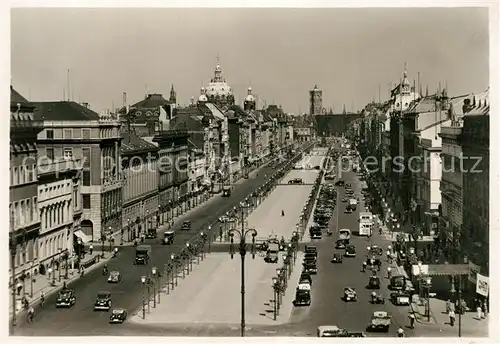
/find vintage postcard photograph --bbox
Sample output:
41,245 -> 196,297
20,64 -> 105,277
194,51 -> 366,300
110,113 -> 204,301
7,4 -> 493,339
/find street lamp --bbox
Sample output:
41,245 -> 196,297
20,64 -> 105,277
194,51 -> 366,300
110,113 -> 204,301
64,251 -> 69,279
108,226 -> 113,252
170,253 -> 178,288
127,218 -> 131,242
58,248 -> 62,282
272,277 -> 278,320
186,243 -> 193,272
141,275 -> 147,319
152,267 -> 158,307
425,276 -> 432,322
146,210 -> 150,231
229,203 -> 257,338
30,261 -> 34,297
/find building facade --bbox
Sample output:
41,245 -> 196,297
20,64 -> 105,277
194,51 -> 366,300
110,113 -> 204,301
460,112 -> 489,273
37,158 -> 82,270
9,87 -> 44,295
120,130 -> 159,241
309,84 -> 323,116
154,129 -> 190,220
34,102 -> 123,241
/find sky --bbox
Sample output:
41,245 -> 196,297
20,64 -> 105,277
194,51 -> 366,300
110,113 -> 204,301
10,7 -> 489,114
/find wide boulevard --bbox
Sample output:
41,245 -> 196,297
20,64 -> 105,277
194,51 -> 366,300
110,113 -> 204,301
14,156 -> 292,336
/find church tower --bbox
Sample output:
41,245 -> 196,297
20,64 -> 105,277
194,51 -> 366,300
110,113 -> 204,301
169,84 -> 177,104
243,87 -> 256,111
309,84 -> 323,116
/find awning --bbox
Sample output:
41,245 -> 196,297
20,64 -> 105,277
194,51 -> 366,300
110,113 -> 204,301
74,230 -> 92,244
412,263 -> 469,277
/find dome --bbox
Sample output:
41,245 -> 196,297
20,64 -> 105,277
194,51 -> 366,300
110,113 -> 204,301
244,87 -> 255,103
205,62 -> 233,98
198,87 -> 208,103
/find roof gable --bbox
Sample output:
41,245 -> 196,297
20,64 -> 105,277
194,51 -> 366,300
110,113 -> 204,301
121,131 -> 158,154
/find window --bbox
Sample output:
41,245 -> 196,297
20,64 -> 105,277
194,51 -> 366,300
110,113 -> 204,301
63,148 -> 73,159
46,148 -> 54,161
82,129 -> 91,139
27,199 -> 32,222
82,170 -> 91,186
73,188 -> 78,209
27,164 -> 34,182
83,195 -> 91,209
33,197 -> 38,221
82,148 -> 91,168
19,166 -> 25,184
46,130 -> 54,139
64,129 -> 72,139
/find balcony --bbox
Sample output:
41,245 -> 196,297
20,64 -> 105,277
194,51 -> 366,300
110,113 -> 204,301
38,158 -> 82,176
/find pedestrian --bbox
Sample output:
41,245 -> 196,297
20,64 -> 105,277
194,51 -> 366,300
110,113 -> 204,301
445,299 -> 452,313
408,312 -> 415,329
362,261 -> 367,272
449,309 -> 456,326
476,305 -> 483,320
89,244 -> 93,255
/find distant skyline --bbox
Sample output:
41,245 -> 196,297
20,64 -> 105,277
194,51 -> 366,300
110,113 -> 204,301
11,7 -> 489,114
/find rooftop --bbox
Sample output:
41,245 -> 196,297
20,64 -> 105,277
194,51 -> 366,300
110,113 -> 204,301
121,131 -> 158,155
131,93 -> 171,109
33,101 -> 100,121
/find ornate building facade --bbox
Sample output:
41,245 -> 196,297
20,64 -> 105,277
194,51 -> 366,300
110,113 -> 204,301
309,84 -> 323,116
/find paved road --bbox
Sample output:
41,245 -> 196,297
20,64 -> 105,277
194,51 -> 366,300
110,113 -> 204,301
14,160 -> 293,336
278,169 -> 415,337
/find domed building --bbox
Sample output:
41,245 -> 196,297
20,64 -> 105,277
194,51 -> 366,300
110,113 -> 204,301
243,87 -> 256,111
198,87 -> 208,104
205,62 -> 235,108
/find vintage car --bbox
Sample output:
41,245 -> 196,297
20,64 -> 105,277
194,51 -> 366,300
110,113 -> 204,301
368,245 -> 383,256
335,239 -> 347,249
343,287 -> 357,302
162,231 -> 174,245
109,308 -> 128,324
317,325 -> 349,337
366,257 -> 382,270
304,245 -> 317,257
181,220 -> 191,231
294,283 -> 311,306
390,291 -> 411,306
55,289 -> 76,308
345,245 -> 356,257
367,276 -> 381,289
94,291 -> 112,311
389,275 -> 407,290
341,197 -> 348,203
303,262 -> 317,274
344,207 -> 353,214
300,271 -> 312,285
367,311 -> 391,332
107,271 -> 121,283
331,253 -> 343,263
334,180 -> 345,186
288,178 -> 304,184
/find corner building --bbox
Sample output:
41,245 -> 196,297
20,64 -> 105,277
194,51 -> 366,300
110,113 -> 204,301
34,102 -> 123,242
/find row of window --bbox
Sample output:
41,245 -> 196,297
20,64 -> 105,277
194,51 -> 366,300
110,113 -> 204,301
10,164 -> 36,186
41,201 -> 72,230
46,128 -> 91,140
10,197 -> 38,228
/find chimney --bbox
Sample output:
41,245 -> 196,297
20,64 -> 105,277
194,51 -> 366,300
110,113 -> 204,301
82,102 -> 89,108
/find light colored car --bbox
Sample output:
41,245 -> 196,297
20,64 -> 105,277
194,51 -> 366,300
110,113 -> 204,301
108,271 -> 121,283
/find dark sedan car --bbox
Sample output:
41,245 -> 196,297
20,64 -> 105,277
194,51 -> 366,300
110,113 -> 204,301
109,308 -> 128,323
331,253 -> 343,263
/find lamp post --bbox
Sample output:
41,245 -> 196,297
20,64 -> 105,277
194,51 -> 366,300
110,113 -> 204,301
272,277 -> 278,320
229,202 -> 257,337
275,268 -> 282,309
30,261 -> 34,298
58,248 -> 62,282
146,210 -> 150,232
170,253 -> 178,287
108,226 -> 113,252
158,204 -> 162,226
127,218 -> 131,241
425,276 -> 432,322
64,251 -> 69,279
164,263 -> 171,294
152,267 -> 158,307
141,275 -> 146,319
186,243 -> 193,272
100,233 -> 106,258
